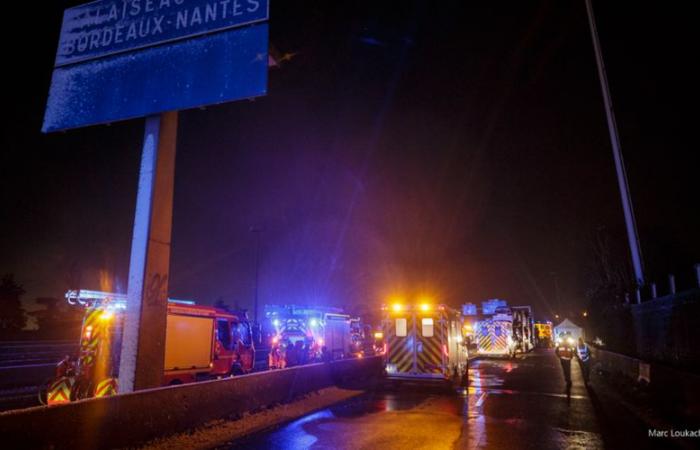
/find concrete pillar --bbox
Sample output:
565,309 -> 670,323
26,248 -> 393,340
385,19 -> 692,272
635,288 -> 642,304
651,283 -> 657,299
119,112 -> 178,393
695,264 -> 700,288
668,274 -> 676,295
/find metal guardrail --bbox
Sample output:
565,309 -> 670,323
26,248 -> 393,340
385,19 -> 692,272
0,341 -> 78,366
0,341 -> 271,410
0,341 -> 79,397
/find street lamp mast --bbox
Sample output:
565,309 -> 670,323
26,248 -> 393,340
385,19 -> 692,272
585,0 -> 645,287
250,227 -> 263,324
550,271 -> 561,317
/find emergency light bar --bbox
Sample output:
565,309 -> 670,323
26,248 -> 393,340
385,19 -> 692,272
264,304 -> 344,317
169,299 -> 196,305
65,290 -> 195,308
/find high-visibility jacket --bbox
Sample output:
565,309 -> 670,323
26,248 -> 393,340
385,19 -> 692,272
577,344 -> 590,362
556,345 -> 574,360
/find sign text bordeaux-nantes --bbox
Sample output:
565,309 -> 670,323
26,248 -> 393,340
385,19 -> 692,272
57,0 -> 269,66
43,0 -> 269,132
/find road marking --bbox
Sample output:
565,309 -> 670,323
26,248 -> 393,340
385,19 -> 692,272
471,387 -> 587,400
535,391 -> 587,400
475,392 -> 487,407
0,363 -> 56,370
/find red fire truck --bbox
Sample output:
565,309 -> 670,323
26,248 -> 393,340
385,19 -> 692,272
264,305 -> 353,366
43,290 -> 255,405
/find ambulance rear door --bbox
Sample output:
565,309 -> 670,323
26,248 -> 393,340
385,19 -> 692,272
415,312 -> 444,376
385,313 -> 415,376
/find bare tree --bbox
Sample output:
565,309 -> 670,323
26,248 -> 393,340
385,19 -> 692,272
585,227 -> 635,353
0,274 -> 27,336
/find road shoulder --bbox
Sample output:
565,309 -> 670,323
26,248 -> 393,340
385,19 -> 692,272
138,387 -> 364,450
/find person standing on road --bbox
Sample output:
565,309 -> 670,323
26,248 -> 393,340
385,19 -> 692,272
576,337 -> 591,385
295,340 -> 306,365
321,346 -> 332,363
269,340 -> 283,369
555,334 -> 575,387
283,338 -> 297,367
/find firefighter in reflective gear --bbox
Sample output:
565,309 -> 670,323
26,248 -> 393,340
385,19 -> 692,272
269,339 -> 285,369
555,334 -> 575,387
576,337 -> 591,385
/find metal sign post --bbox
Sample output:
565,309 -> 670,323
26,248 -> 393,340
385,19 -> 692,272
118,112 -> 177,392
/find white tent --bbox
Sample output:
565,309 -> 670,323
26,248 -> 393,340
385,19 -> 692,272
554,319 -> 584,342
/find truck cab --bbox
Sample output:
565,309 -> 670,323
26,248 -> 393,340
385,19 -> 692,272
164,303 -> 255,384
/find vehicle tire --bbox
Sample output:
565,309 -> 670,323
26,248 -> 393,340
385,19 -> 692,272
71,379 -> 93,401
230,364 -> 244,376
37,378 -> 52,406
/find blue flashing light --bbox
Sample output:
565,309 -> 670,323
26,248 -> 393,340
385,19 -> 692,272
169,298 -> 196,306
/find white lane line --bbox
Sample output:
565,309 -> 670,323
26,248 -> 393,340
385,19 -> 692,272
474,388 -> 587,400
0,363 -> 56,370
475,392 -> 487,407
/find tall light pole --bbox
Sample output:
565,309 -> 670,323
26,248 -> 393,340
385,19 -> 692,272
550,271 -> 561,317
585,0 -> 645,287
250,227 -> 263,324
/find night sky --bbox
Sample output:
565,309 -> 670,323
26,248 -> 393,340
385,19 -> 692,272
1,1 -> 698,321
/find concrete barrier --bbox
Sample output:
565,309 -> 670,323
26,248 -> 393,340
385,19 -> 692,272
0,356 -> 382,449
590,347 -> 640,381
591,347 -> 700,420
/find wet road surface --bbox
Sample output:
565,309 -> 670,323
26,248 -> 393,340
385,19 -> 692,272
224,349 -> 606,449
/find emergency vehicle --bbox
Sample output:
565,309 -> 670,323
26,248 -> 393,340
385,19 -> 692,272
476,308 -> 515,357
511,306 -> 535,353
265,305 -> 352,362
382,303 -> 468,383
534,321 -> 553,347
349,318 -> 363,357
43,290 -> 255,405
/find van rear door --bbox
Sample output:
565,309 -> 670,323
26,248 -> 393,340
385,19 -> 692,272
415,314 -> 443,375
324,316 -> 350,359
385,313 -> 415,375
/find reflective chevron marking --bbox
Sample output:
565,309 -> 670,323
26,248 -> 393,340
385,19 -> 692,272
388,333 -> 414,373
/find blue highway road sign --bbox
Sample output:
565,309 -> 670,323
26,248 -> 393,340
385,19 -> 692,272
55,0 -> 269,67
43,0 -> 269,133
